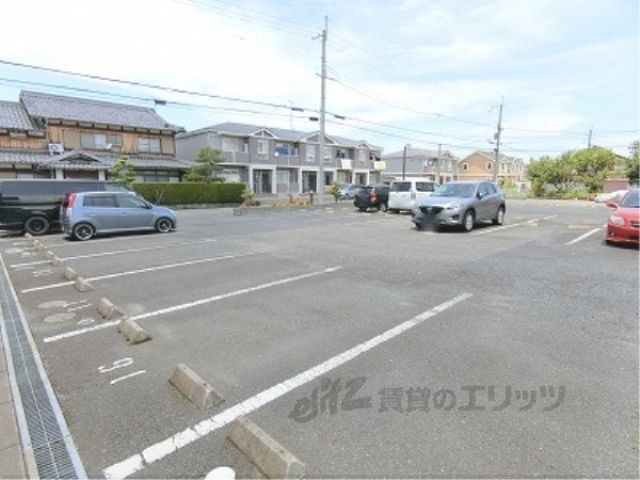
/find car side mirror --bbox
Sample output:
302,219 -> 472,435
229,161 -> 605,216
476,191 -> 484,199
605,200 -> 618,208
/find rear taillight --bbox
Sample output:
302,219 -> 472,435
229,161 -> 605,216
67,193 -> 77,208
370,191 -> 377,201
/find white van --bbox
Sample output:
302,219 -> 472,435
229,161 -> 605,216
388,178 -> 438,213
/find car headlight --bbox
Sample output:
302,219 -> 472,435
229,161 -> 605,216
609,214 -> 625,226
446,204 -> 462,210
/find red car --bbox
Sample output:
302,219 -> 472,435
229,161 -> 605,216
605,188 -> 640,245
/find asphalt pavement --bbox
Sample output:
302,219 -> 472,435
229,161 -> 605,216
0,198 -> 637,479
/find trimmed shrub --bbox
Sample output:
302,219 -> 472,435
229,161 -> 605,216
131,182 -> 245,205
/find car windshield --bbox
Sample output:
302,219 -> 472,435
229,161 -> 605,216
433,183 -> 476,198
619,190 -> 640,208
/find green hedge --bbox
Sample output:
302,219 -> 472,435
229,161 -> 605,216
131,182 -> 245,205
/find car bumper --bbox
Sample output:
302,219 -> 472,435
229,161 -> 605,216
606,223 -> 639,244
412,208 -> 463,227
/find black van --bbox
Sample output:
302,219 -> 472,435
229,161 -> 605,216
0,179 -> 134,235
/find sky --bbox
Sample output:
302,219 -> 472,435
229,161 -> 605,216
0,0 -> 637,161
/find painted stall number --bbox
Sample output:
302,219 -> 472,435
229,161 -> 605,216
97,357 -> 146,385
98,358 -> 134,373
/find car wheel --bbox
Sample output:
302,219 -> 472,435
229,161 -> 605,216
24,216 -> 50,236
414,222 -> 423,231
155,217 -> 173,233
358,207 -> 367,212
493,206 -> 505,225
462,210 -> 475,232
378,202 -> 388,212
72,222 -> 95,241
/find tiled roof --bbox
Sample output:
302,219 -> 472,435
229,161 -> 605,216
19,91 -> 180,131
383,147 -> 457,160
0,101 -> 36,130
181,122 -> 382,149
0,149 -> 191,171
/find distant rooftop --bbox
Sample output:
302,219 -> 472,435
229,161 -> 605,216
19,91 -> 181,131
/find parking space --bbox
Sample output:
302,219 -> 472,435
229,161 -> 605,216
0,200 -> 637,478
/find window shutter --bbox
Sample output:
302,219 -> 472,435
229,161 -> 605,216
63,130 -> 81,149
161,138 -> 175,155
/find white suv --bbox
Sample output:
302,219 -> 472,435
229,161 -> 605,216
388,179 -> 438,213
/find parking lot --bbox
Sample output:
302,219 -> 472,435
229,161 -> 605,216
1,199 -> 638,479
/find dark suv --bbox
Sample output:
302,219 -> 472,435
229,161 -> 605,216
0,179 -> 134,235
353,184 -> 390,212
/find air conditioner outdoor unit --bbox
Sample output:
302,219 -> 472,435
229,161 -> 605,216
48,143 -> 64,155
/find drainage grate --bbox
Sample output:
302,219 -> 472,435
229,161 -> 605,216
0,257 -> 85,479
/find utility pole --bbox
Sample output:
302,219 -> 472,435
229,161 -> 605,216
316,16 -> 328,205
588,127 -> 592,148
436,143 -> 442,184
402,144 -> 407,180
493,99 -> 503,183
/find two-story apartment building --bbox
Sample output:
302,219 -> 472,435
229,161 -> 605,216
0,90 -> 190,181
381,146 -> 459,183
175,122 -> 385,194
457,150 -> 526,185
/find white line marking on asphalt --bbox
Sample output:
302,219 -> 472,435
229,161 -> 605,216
42,267 -> 342,343
10,238 -> 218,268
565,228 -> 601,245
130,266 -> 342,321
470,223 -> 521,236
102,292 -> 472,479
110,370 -> 146,385
21,252 -> 257,293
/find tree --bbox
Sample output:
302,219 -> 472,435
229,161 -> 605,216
185,146 -> 224,182
109,155 -> 136,187
626,140 -> 639,185
571,147 -> 615,193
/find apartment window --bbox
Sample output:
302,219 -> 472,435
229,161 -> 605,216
81,133 -> 122,150
306,145 -> 316,162
324,146 -> 332,160
275,142 -> 295,156
257,139 -> 269,159
138,136 -> 161,153
222,138 -> 240,152
357,149 -> 367,162
462,163 -> 469,171
276,171 -> 290,184
486,162 -> 493,171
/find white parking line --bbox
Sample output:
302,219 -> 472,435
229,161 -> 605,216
470,223 -> 522,236
21,252 -> 257,293
565,228 -> 601,245
42,266 -> 343,343
10,238 -> 218,268
102,292 -> 472,479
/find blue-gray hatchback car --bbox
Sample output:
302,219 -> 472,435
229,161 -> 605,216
61,191 -> 177,241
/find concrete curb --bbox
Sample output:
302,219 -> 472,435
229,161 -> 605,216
96,298 -> 124,320
43,250 -> 55,260
169,363 -> 224,410
74,276 -> 94,292
117,318 -> 151,344
50,255 -> 63,266
228,416 -> 305,479
62,267 -> 78,281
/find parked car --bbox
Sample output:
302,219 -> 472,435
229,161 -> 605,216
353,184 -> 390,212
605,189 -> 639,245
0,179 -> 134,236
411,180 -> 506,232
338,183 -> 363,199
593,190 -> 629,204
61,191 -> 177,241
388,178 -> 438,213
